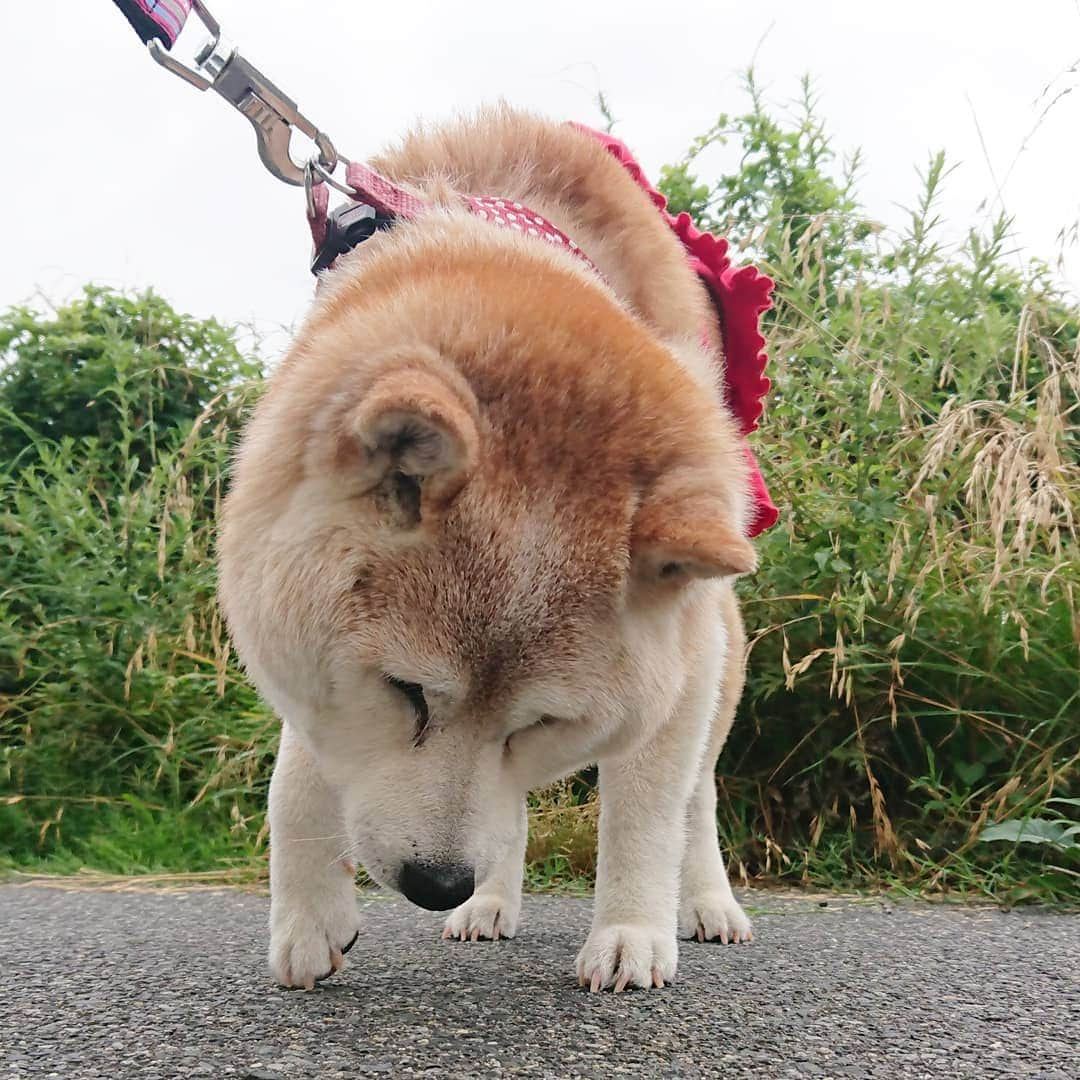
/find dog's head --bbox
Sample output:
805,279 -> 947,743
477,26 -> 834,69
219,218 -> 754,908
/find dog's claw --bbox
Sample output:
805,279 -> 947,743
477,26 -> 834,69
688,916 -> 753,944
441,927 -> 452,940
442,892 -> 519,944
652,969 -> 665,989
614,972 -> 631,993
680,893 -> 752,945
589,971 -> 602,994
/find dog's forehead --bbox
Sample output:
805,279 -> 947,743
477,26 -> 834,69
356,494 -> 627,694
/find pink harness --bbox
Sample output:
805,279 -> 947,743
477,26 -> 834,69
305,162 -> 599,274
307,138 -> 778,537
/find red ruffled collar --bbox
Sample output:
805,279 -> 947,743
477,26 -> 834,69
575,125 -> 778,536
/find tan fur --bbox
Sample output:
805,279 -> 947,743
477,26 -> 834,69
219,108 -> 756,993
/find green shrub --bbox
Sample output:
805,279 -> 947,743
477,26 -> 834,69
0,288 -> 271,872
1,80 -> 1076,903
0,286 -> 258,474
658,73 -> 1079,903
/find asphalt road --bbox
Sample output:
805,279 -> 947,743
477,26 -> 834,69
1,883 -> 1077,1079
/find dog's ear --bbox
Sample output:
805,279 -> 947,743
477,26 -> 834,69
351,361 -> 480,522
633,492 -> 756,582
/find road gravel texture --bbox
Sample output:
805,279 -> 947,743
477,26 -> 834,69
1,883 -> 1077,1079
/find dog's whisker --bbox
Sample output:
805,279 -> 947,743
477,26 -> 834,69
328,841 -> 363,872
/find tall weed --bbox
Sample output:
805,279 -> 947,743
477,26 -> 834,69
0,289 -> 272,871
659,74 -> 1079,902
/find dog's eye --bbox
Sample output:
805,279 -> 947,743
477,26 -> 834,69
384,673 -> 425,725
503,715 -> 560,755
382,669 -> 427,747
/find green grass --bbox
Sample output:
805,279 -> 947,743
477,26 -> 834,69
1,79 -> 1077,904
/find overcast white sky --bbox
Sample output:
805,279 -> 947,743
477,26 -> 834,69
2,1 -> 1077,361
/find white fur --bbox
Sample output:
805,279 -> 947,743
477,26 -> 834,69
261,578 -> 751,991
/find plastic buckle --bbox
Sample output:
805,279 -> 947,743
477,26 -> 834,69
311,203 -> 395,275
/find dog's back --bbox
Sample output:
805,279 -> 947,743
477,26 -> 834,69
371,108 -> 723,363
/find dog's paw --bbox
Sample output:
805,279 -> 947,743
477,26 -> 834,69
575,923 -> 677,992
679,890 -> 753,944
269,894 -> 360,990
442,890 -> 520,942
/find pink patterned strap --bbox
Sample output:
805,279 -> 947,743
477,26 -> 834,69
307,176 -> 330,252
577,125 -> 778,536
111,0 -> 192,48
465,197 -> 600,274
338,166 -> 600,274
309,173 -> 601,274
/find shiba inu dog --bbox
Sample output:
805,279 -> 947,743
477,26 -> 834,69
218,108 -> 770,993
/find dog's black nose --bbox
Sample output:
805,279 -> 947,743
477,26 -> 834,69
397,861 -> 475,911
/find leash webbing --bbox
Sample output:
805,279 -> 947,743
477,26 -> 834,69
111,0 -> 192,48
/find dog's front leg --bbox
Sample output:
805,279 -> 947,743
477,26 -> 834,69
267,723 -> 361,989
442,799 -> 526,942
576,707 -> 706,992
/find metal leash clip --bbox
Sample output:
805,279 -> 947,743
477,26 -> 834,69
147,0 -> 348,188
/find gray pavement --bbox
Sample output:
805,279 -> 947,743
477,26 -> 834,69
0,883 -> 1077,1079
